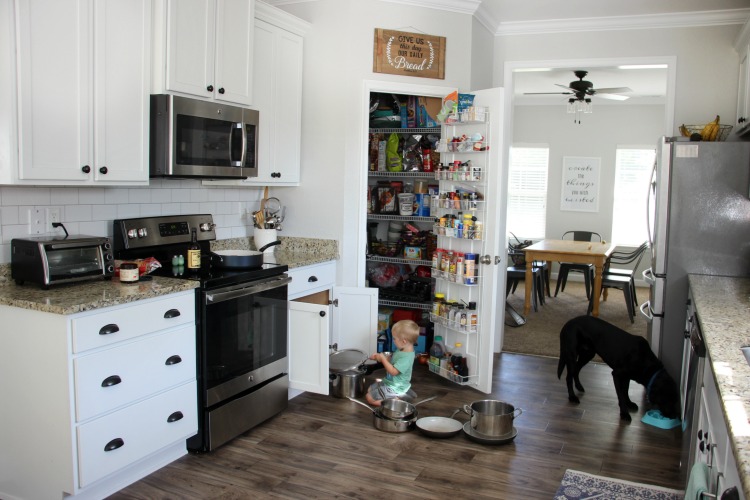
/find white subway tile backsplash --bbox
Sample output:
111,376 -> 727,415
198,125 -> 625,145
50,188 -> 79,205
64,205 -> 93,222
1,206 -> 18,225
79,187 -> 105,204
0,185 -> 258,263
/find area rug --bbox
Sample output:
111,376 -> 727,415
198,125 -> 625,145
503,281 -> 648,358
554,469 -> 683,500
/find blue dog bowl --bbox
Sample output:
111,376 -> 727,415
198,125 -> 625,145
641,409 -> 681,429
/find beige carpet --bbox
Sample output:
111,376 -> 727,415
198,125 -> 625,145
503,280 -> 648,358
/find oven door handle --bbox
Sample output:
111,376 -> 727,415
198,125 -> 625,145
205,275 -> 291,304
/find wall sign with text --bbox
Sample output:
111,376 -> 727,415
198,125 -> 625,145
373,29 -> 445,79
560,157 -> 600,212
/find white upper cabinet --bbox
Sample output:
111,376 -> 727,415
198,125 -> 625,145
202,4 -> 308,188
14,0 -> 150,184
165,0 -> 254,106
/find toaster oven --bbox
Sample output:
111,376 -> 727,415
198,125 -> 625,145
11,235 -> 115,288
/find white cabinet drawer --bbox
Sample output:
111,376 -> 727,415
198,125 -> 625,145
287,261 -> 335,299
77,380 -> 197,488
74,325 -> 195,422
72,292 -> 195,353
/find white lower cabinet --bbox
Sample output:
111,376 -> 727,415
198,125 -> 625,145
695,361 -> 746,499
287,261 -> 378,396
0,290 -> 197,500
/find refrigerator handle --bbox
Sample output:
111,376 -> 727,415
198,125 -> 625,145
642,267 -> 656,286
639,300 -> 653,320
646,158 -> 656,254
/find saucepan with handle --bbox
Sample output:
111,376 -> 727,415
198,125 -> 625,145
210,241 -> 280,269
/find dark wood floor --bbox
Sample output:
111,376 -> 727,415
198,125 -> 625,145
109,353 -> 684,499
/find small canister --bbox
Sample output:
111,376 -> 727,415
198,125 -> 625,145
119,262 -> 139,284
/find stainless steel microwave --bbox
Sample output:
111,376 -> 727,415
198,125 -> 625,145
150,94 -> 259,179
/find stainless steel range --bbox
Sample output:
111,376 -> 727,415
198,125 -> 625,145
112,214 -> 290,452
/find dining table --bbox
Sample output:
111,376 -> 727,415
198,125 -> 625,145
523,239 -> 616,317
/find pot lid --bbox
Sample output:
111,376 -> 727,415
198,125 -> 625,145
329,349 -> 367,372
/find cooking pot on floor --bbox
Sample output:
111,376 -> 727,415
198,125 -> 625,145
329,349 -> 368,398
463,400 -> 522,437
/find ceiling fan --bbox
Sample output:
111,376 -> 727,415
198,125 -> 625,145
526,70 -> 632,102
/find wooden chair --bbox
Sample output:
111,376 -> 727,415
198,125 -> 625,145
554,231 -> 601,298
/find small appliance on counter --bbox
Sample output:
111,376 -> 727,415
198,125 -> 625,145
11,234 -> 114,289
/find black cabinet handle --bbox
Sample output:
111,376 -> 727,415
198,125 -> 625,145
167,411 -> 184,423
319,311 -> 326,317
271,172 -> 281,178
164,308 -> 181,319
99,324 -> 120,335
218,87 -> 225,94
104,438 -> 124,452
81,165 -> 91,173
165,355 -> 182,366
207,85 -> 214,92
99,166 -> 108,174
101,375 -> 122,387
308,276 -> 318,283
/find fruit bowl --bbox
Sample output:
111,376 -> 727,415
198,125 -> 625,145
683,124 -> 733,142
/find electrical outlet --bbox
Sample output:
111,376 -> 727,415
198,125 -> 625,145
46,207 -> 61,232
29,207 -> 44,235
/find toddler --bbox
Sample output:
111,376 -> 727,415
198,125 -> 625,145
365,319 -> 420,406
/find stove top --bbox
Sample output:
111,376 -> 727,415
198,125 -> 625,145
113,214 -> 288,289
153,261 -> 288,289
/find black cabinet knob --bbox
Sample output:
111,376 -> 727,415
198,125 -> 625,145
104,438 -> 124,452
99,166 -> 108,174
319,311 -> 326,317
167,411 -> 184,423
82,165 -> 91,173
99,324 -> 120,335
164,308 -> 181,319
218,87 -> 225,94
101,375 -> 122,387
207,85 -> 214,92
165,355 -> 182,366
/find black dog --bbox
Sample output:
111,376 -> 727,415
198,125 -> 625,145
557,315 -> 679,422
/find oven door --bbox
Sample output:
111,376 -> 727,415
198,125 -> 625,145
200,274 -> 291,407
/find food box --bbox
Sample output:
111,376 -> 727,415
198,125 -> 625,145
378,309 -> 394,332
404,246 -> 423,260
392,309 -> 421,324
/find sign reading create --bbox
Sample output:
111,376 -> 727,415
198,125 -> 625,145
373,29 -> 445,79
560,157 -> 601,212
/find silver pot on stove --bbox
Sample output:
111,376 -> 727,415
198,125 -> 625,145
329,349 -> 368,398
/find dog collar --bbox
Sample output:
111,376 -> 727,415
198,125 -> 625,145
646,369 -> 663,401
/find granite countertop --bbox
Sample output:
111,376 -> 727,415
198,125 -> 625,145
0,236 -> 338,315
688,274 -> 750,499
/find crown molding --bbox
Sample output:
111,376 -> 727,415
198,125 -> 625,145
375,0 -> 480,15
493,8 -> 750,36
256,1 -> 312,35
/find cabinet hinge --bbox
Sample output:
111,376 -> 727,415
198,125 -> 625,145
330,299 -> 339,307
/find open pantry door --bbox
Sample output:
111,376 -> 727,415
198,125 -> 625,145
432,87 -> 506,394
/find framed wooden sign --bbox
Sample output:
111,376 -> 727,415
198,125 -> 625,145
560,157 -> 600,212
373,29 -> 445,80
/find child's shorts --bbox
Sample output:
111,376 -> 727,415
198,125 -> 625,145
367,381 -> 413,402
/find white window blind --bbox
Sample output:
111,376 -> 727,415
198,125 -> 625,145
611,147 -> 655,245
507,146 -> 549,239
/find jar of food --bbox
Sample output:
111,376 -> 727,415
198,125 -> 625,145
119,262 -> 139,283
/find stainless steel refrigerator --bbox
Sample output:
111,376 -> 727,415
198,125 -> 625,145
642,136 -> 750,384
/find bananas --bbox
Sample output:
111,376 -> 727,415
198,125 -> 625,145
679,124 -> 690,137
700,115 -> 721,141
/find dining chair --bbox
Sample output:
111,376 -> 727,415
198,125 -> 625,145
605,242 -> 649,308
554,231 -> 602,299
587,242 -> 648,323
506,249 -> 545,311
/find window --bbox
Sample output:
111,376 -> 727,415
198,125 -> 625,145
507,146 -> 549,239
611,147 -> 655,245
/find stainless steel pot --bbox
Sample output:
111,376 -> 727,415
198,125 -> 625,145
329,368 -> 366,399
462,400 -> 522,437
210,241 -> 280,269
379,395 -> 437,420
372,410 -> 417,433
329,349 -> 368,398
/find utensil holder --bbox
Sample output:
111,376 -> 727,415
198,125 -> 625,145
254,228 -> 278,253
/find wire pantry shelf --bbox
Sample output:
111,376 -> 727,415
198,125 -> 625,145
379,299 -> 432,311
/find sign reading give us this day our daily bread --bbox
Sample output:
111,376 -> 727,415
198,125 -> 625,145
373,29 -> 446,79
